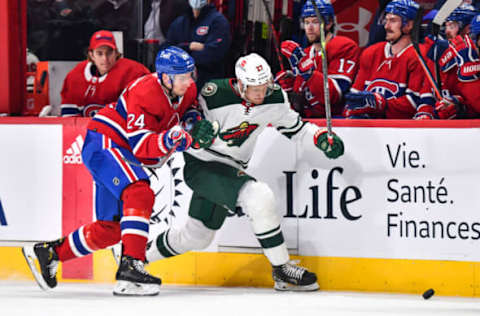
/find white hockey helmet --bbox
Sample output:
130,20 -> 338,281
235,53 -> 273,89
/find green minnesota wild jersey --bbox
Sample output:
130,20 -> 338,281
188,78 -> 315,170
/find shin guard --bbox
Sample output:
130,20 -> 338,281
121,181 -> 154,261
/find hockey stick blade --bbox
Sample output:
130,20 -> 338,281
431,0 -> 462,88
432,0 -> 462,28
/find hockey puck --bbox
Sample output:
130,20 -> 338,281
422,288 -> 435,299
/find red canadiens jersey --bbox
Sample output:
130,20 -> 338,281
61,58 -> 149,117
302,36 -> 360,117
87,73 -> 197,161
420,40 -> 480,118
352,42 -> 435,119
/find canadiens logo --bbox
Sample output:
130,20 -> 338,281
366,79 -> 399,99
196,26 -> 209,36
83,104 -> 105,117
220,122 -> 258,147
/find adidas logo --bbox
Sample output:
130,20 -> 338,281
63,135 -> 84,164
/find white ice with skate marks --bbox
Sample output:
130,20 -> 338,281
1,281 -> 480,316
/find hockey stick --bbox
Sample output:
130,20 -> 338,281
121,141 -> 180,169
311,0 -> 333,144
411,7 -> 442,99
260,0 -> 285,72
431,0 -> 463,91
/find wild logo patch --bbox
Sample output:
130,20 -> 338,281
220,121 -> 258,147
201,82 -> 217,97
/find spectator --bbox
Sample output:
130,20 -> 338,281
344,0 -> 435,119
277,0 -> 360,118
143,0 -> 190,45
60,30 -> 149,117
162,0 -> 231,90
142,0 -> 190,71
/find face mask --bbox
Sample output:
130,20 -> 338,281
189,0 -> 207,9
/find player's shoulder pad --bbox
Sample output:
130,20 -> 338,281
200,78 -> 243,110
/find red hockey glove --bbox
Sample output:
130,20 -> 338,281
450,35 -> 480,82
159,125 -> 192,153
435,95 -> 465,119
292,56 -> 315,93
280,40 -> 305,69
274,70 -> 295,92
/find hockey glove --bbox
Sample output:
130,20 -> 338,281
344,91 -> 386,117
181,108 -> 203,132
450,35 -> 480,82
435,95 -> 465,119
292,56 -> 315,93
190,119 -> 219,149
160,125 -> 192,153
274,70 -> 295,92
280,40 -> 305,69
314,129 -> 344,159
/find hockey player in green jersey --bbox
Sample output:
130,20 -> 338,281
147,53 -> 344,291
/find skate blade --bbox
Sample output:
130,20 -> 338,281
22,246 -> 50,291
113,280 -> 160,296
274,281 -> 319,292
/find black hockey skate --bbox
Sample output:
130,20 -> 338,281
22,240 -> 61,290
272,260 -> 319,291
113,255 -> 162,296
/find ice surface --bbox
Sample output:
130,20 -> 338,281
1,281 -> 479,316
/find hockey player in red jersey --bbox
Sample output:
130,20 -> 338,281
276,0 -> 359,118
344,0 -> 435,119
444,4 -> 477,40
22,47 -> 215,296
433,13 -> 480,119
60,30 -> 150,117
